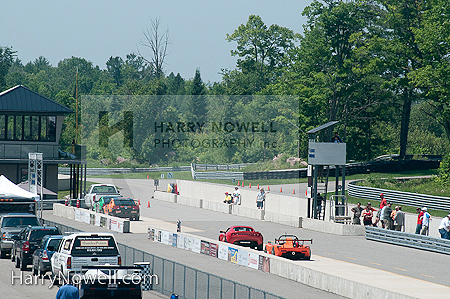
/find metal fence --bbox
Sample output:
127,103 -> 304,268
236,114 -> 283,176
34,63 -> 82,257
348,181 -> 450,211
365,226 -> 450,255
43,219 -> 284,299
59,166 -> 191,176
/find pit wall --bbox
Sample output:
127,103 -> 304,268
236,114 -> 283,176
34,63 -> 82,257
53,203 -> 130,233
148,226 -> 446,299
154,180 -> 365,236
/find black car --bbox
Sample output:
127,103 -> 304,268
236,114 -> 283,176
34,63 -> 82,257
32,234 -> 63,277
12,225 -> 60,270
0,213 -> 40,258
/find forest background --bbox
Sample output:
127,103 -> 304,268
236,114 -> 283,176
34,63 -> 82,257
1,0 -> 450,169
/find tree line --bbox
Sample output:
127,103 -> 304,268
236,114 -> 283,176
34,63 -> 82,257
0,0 -> 449,166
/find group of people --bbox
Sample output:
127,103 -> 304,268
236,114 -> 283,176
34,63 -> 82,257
351,193 -> 406,231
223,187 -> 241,205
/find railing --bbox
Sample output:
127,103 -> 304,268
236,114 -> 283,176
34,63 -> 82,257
43,219 -> 284,299
348,181 -> 450,211
59,166 -> 191,175
190,163 -> 244,180
191,163 -> 251,171
0,143 -> 86,161
365,226 -> 450,255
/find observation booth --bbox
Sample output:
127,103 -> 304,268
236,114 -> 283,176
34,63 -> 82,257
0,85 -> 86,201
306,121 -> 348,222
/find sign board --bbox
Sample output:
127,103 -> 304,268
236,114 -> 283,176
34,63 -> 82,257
167,172 -> 173,178
308,142 -> 346,165
154,179 -> 159,186
161,174 -> 165,179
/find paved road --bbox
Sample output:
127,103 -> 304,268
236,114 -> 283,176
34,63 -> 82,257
0,252 -> 166,299
102,178 -> 450,288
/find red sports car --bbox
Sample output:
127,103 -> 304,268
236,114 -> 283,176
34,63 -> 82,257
219,226 -> 263,250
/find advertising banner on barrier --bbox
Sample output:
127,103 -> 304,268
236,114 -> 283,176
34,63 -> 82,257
201,241 -> 210,255
82,211 -> 90,224
218,244 -> 228,261
248,252 -> 259,269
228,247 -> 238,264
172,233 -> 177,247
75,209 -> 81,222
94,214 -> 101,227
258,256 -> 270,273
237,249 -> 248,266
177,234 -> 184,249
148,228 -> 155,240
192,238 -> 201,253
209,243 -> 218,258
161,231 -> 171,245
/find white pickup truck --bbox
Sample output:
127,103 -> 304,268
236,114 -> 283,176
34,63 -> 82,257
84,184 -> 120,210
51,232 -> 121,279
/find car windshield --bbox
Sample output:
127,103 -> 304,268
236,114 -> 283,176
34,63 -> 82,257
114,199 -> 135,206
71,236 -> 119,257
30,229 -> 60,241
47,238 -> 62,251
2,217 -> 40,228
92,186 -> 117,194
102,196 -> 118,204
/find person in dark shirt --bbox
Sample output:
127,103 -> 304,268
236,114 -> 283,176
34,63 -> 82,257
331,132 -> 343,143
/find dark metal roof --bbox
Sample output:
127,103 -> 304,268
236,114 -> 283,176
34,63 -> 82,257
306,121 -> 339,134
0,85 -> 73,114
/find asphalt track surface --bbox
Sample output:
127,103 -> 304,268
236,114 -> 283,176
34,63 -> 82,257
104,178 -> 450,288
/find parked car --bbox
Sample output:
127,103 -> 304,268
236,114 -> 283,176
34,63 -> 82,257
31,234 -> 63,277
265,234 -> 312,260
84,184 -> 120,210
0,213 -> 40,258
51,232 -> 121,279
12,225 -> 60,270
219,226 -> 263,250
95,195 -> 121,213
103,197 -> 140,221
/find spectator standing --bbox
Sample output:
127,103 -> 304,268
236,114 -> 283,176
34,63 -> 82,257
351,202 -> 363,225
232,186 -> 241,205
256,188 -> 267,209
438,214 -> 450,239
393,206 -> 405,231
374,193 -> 387,227
381,202 -> 393,229
415,207 -> 424,234
420,207 -> 431,235
362,203 -> 374,226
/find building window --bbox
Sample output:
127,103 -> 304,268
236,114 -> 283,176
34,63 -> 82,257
0,115 -> 56,142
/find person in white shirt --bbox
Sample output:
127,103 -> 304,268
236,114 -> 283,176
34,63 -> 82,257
232,187 -> 240,205
420,207 -> 431,235
438,214 -> 450,239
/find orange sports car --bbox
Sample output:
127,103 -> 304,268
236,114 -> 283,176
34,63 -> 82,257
265,234 -> 312,260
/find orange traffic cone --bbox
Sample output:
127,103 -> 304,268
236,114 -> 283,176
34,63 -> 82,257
280,187 -> 283,192
242,181 -> 244,187
267,186 -> 270,191
292,189 -> 295,194
138,199 -> 141,205
257,184 -> 260,189
249,183 -> 251,188
147,175 -> 149,179
237,181 -> 240,186
147,201 -> 150,208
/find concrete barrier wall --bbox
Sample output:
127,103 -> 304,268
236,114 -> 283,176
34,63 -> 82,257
148,225 -> 445,299
154,191 -> 177,203
231,205 -> 265,220
177,195 -> 202,208
202,200 -> 232,214
264,211 -> 302,228
302,218 -> 365,236
53,203 -> 130,233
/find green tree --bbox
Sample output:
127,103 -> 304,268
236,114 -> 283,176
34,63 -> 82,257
106,56 -> 124,87
0,46 -> 16,90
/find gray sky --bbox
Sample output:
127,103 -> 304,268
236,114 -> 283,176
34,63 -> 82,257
1,0 -> 311,83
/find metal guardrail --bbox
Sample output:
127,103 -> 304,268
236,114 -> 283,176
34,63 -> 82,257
59,166 -> 191,175
348,181 -> 450,211
43,219 -> 284,299
192,163 -> 251,171
365,226 -> 450,255
190,163 -> 244,180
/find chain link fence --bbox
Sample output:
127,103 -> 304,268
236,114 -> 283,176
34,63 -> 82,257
44,219 -> 285,299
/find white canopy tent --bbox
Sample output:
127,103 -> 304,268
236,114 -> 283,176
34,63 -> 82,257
0,175 -> 39,201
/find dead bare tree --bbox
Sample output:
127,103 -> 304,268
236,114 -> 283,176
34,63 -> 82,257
137,18 -> 170,79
